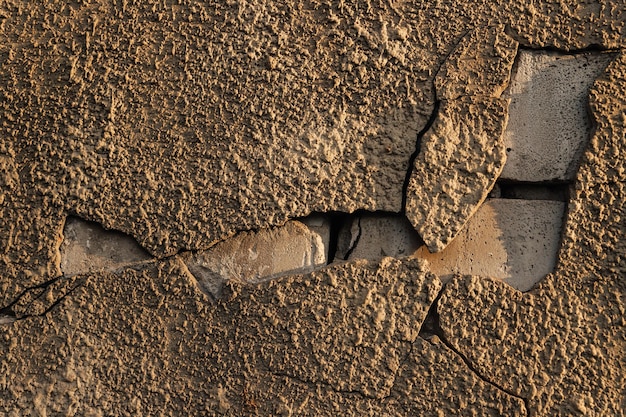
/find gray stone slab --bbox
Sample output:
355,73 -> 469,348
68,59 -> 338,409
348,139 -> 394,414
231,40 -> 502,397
338,215 -> 422,261
60,217 -> 152,277
416,199 -> 565,291
184,220 -> 329,297
500,51 -> 614,182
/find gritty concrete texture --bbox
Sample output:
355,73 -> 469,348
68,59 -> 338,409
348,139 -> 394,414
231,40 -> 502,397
183,220 -> 328,297
406,98 -> 508,253
500,50 -> 615,182
0,0 -> 625,415
338,215 -> 422,261
416,199 -> 566,292
60,217 -> 152,277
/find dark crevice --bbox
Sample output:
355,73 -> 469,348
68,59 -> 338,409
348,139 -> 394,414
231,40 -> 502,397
418,289 -> 531,416
269,370 -> 376,400
0,276 -> 61,317
342,215 -> 362,260
324,211 -> 351,264
257,354 -> 378,401
0,277 -> 86,323
37,282 -> 84,318
514,42 -> 621,54
401,101 -> 440,214
491,181 -> 571,202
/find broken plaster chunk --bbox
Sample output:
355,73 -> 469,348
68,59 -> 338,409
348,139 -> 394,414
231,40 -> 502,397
416,199 -> 565,291
231,257 -> 442,399
339,215 -> 422,261
60,217 -> 152,277
500,50 -> 615,182
435,26 -> 518,99
185,220 -> 329,297
406,97 -> 508,253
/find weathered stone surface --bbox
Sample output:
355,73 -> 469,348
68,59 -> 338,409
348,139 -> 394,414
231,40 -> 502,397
337,215 -> 422,261
406,98 -> 508,253
416,199 -> 565,291
500,50 -> 615,182
435,26 -> 518,99
60,217 -> 152,277
183,220 -> 328,297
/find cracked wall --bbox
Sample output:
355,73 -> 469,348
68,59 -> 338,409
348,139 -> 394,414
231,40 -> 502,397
1,1 -> 625,416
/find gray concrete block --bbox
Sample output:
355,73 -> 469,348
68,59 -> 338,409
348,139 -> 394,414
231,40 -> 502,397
416,199 -> 565,291
338,215 -> 422,261
500,51 -> 614,182
184,220 -> 329,297
60,217 -> 152,277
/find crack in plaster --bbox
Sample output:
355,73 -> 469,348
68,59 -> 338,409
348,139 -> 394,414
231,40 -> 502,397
419,287 -> 531,416
401,101 -> 441,215
0,276 -> 86,323
341,215 -> 362,261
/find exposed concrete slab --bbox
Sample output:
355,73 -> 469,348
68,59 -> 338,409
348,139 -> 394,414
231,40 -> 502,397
338,215 -> 422,261
184,220 -> 329,297
416,199 -> 565,291
406,97 -> 508,253
60,217 -> 152,277
500,51 -> 615,182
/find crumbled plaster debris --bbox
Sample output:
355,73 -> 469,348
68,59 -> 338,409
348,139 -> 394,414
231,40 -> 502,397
500,51 -> 615,182
183,220 -> 329,297
59,217 -> 153,277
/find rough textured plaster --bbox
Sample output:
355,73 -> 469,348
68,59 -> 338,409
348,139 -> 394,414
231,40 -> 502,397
0,258 -> 525,415
438,53 -> 626,416
1,0 -> 624,296
406,97 -> 508,252
0,0 -> 624,415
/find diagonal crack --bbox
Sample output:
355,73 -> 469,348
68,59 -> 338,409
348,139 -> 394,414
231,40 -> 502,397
418,286 -> 531,416
0,275 -> 87,323
401,101 -> 440,214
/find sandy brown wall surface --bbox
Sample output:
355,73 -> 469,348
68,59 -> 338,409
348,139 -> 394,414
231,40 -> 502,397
0,0 -> 625,415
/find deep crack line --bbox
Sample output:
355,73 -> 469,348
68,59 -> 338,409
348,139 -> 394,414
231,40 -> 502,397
419,288 -> 531,417
342,216 -> 362,260
401,101 -> 440,214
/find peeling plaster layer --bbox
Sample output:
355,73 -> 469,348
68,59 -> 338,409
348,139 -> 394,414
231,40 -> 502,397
0,0 -> 624,415
437,53 -> 626,416
406,98 -> 508,252
1,0 -> 624,300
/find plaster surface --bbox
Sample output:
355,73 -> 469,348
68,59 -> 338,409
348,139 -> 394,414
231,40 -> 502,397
0,0 -> 624,415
